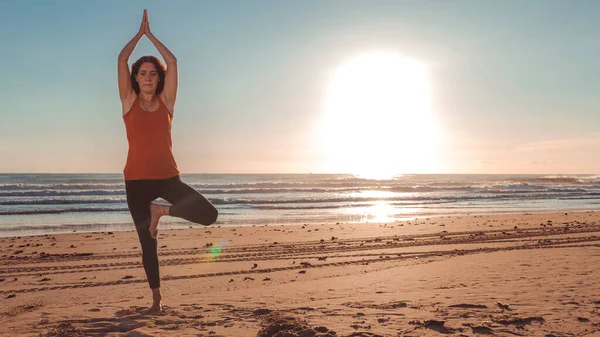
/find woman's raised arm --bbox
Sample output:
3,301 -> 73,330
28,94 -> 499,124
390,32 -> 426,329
117,10 -> 146,104
144,12 -> 178,111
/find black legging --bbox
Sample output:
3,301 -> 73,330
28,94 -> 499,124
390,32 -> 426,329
125,175 -> 218,289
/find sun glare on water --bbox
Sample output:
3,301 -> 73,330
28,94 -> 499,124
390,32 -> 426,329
320,52 -> 441,179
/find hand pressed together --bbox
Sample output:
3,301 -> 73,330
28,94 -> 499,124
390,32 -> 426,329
138,9 -> 152,36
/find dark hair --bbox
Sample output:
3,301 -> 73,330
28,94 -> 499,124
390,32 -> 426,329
130,55 -> 166,95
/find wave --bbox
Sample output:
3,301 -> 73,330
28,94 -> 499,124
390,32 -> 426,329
1,184 -> 592,197
0,207 -> 128,215
255,199 -> 457,210
492,175 -> 600,185
0,198 -> 126,206
0,190 -> 125,197
2,190 -> 599,208
210,191 -> 600,206
5,190 -> 600,215
0,183 -> 124,191
0,178 -> 404,191
480,188 -> 588,194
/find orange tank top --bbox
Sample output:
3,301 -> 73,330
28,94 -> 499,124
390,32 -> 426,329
123,97 -> 180,180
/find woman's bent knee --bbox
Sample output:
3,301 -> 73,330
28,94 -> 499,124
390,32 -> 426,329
203,207 -> 218,225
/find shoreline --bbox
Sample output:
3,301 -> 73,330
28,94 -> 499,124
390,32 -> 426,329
1,208 -> 597,239
2,210 -> 600,336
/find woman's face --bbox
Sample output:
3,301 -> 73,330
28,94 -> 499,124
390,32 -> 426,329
136,62 -> 159,95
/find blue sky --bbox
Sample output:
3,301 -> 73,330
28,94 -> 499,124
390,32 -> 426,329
1,0 -> 599,174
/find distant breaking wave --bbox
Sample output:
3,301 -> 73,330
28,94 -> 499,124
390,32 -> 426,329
0,185 -> 594,197
0,207 -> 128,215
3,192 -> 600,215
1,175 -> 599,192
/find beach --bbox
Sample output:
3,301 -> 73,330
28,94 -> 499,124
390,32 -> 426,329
4,0 -> 600,335
2,211 -> 600,336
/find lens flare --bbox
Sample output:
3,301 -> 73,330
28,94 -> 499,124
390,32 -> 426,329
207,239 -> 229,260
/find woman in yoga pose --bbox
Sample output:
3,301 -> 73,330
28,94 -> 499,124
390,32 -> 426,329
118,9 -> 218,312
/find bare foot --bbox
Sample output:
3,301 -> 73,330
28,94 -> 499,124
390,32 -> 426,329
144,300 -> 163,314
149,203 -> 166,239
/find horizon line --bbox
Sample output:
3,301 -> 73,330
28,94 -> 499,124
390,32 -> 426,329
0,172 -> 599,176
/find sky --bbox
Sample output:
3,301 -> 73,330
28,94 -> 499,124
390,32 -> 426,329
1,0 -> 599,175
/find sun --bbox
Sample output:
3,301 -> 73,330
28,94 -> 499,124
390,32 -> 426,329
319,52 -> 441,179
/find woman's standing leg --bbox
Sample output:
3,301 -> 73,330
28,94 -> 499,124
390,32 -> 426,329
125,179 -> 163,311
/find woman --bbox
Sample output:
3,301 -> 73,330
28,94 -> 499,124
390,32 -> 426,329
118,9 -> 218,313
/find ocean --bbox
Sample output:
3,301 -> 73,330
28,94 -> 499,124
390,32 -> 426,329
1,173 -> 599,237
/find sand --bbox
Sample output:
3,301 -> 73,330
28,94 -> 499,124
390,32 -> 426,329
2,211 -> 600,336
